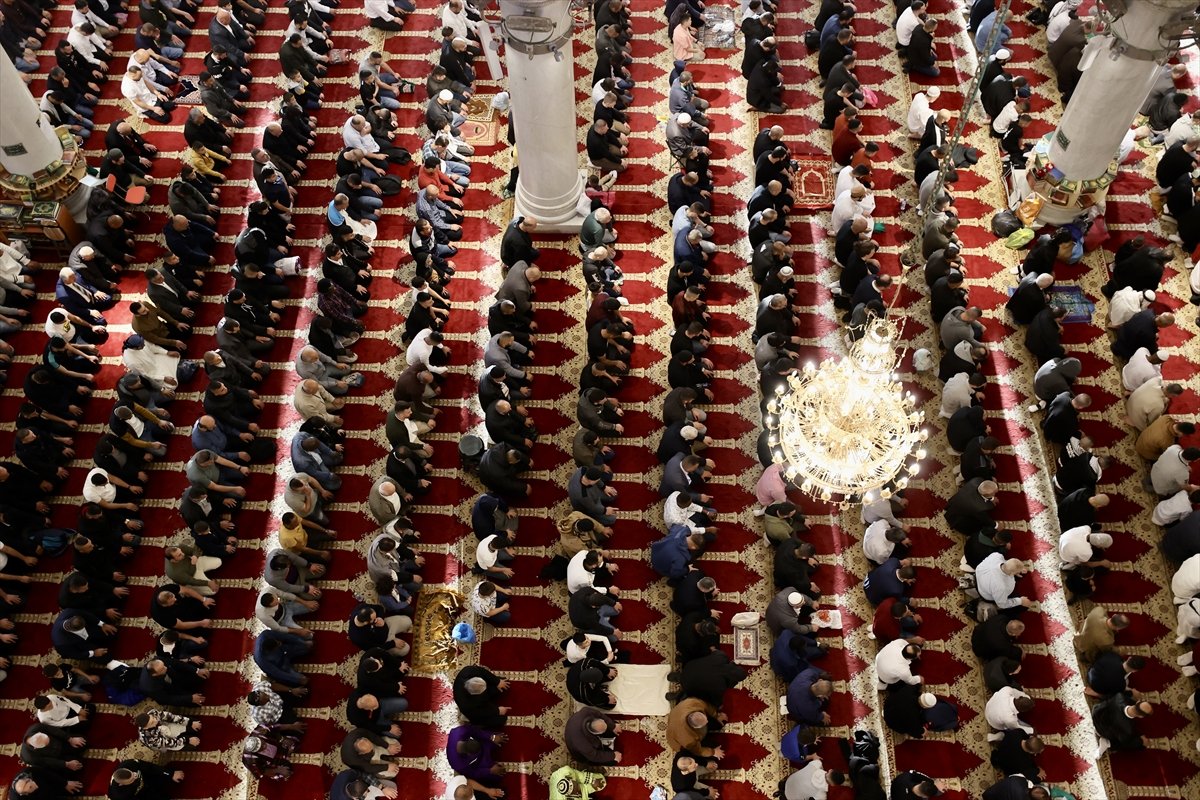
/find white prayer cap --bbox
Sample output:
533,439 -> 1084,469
1088,533 -> 1114,549
787,592 -> 806,608
677,112 -> 692,125
995,48 -> 1011,61
78,245 -> 94,258
438,89 -> 453,102
919,693 -> 937,709
926,86 -> 941,101
491,91 -> 511,112
779,266 -> 794,278
1143,290 -> 1156,303
912,348 -> 934,373
681,425 -> 699,441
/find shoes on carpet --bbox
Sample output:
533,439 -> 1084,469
1177,652 -> 1194,666
1183,666 -> 1198,678
500,188 -> 513,199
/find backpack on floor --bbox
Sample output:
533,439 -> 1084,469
851,729 -> 881,763
804,30 -> 820,50
991,210 -> 1022,237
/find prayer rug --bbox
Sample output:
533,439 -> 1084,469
1004,284 -> 1096,324
1048,285 -> 1095,324
791,155 -> 836,209
462,95 -> 499,146
731,612 -> 763,665
608,664 -> 673,716
410,588 -> 467,675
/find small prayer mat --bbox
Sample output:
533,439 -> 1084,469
792,156 -> 836,210
410,588 -> 465,674
609,664 -> 672,716
1006,284 -> 1095,324
463,95 -> 499,146
732,612 -> 762,665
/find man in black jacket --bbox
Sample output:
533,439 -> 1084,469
500,216 -> 539,267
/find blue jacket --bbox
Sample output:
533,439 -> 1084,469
863,557 -> 905,606
650,524 -> 693,580
770,630 -> 807,683
786,666 -> 826,725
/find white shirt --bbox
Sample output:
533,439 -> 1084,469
862,520 -> 895,565
939,372 -> 974,419
67,27 -> 106,65
992,101 -> 1019,135
36,695 -> 83,727
566,550 -> 603,594
834,165 -> 862,200
1058,525 -> 1097,569
1153,490 -> 1193,526
875,638 -> 920,686
1046,2 -> 1075,43
975,552 -> 1022,609
784,760 -> 828,800
985,686 -> 1033,733
592,81 -> 612,106
1108,287 -> 1147,328
1172,554 -> 1200,603
566,633 -> 613,663
0,241 -> 29,281
443,776 -> 470,800
862,491 -> 900,527
907,92 -> 933,135
71,7 -> 107,30
44,312 -> 75,342
476,535 -> 501,570
470,584 -> 497,616
896,7 -> 922,46
121,75 -> 160,114
1122,347 -> 1161,392
127,56 -> 168,91
342,118 -> 379,154
1164,116 -> 1198,150
441,4 -> 476,40
1151,445 -> 1191,496
664,491 -> 704,534
830,191 -> 876,234
406,330 -> 445,374
82,468 -> 116,504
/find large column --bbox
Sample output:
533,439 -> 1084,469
499,0 -> 586,231
1029,0 -> 1196,224
0,55 -> 65,178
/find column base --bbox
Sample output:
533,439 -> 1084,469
512,170 -> 587,233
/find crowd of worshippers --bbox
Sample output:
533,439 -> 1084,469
1144,62 -> 1200,257
0,0 -> 444,797
998,228 -> 1200,763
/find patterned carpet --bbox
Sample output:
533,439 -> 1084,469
0,1 -> 1198,800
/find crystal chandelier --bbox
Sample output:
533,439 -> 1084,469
764,317 -> 927,505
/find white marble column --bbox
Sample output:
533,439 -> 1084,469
0,55 -> 64,177
499,0 -> 586,230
